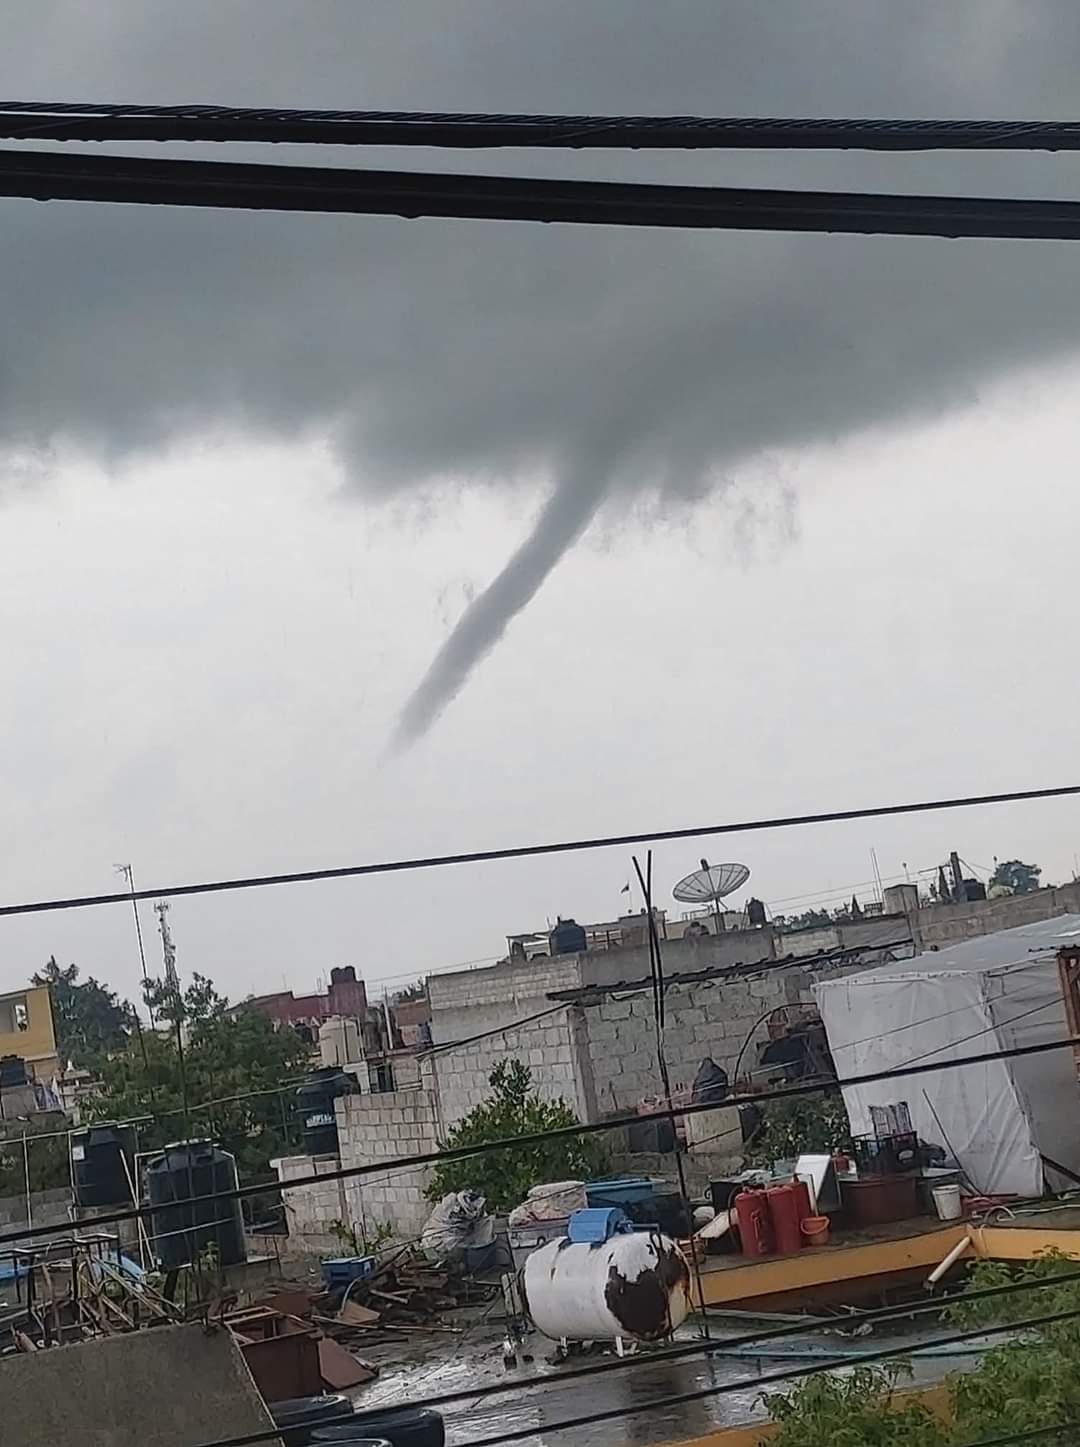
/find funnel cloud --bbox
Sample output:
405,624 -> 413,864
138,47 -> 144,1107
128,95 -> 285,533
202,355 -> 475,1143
4,4 -> 1080,738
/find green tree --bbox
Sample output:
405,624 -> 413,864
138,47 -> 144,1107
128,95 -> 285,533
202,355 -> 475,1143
88,973 -> 310,1184
990,859 -> 1043,895
0,1117 -> 71,1197
31,957 -> 133,1067
742,1090 -> 852,1168
426,1059 -> 607,1213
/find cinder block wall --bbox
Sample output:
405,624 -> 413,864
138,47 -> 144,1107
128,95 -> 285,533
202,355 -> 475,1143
427,955 -> 591,1127
337,1089 -> 443,1241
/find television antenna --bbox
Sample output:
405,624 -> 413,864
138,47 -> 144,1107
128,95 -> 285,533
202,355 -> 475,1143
672,858 -> 750,935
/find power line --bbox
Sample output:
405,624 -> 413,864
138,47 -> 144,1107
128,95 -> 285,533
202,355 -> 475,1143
5,1028 -> 1079,1248
416,1305 -> 1080,1447
264,1265 -> 1080,1429
184,1301 -> 1080,1447
12,149 -> 1080,239
7,103 -> 1080,152
1,784 -> 1075,919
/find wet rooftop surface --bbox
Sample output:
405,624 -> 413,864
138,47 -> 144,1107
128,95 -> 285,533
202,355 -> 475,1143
349,1307 -> 978,1447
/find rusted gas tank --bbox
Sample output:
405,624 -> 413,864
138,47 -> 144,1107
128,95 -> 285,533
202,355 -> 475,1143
522,1230 -> 690,1342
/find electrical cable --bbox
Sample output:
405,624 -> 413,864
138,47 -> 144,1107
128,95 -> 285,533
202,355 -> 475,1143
183,1299 -> 1080,1447
0,784 -> 1075,918
347,1263 -> 1080,1423
416,1003 -> 568,1057
6,1029 -> 1080,1248
410,1304 -> 1080,1447
17,149 -> 1080,240
10,103 -> 1080,152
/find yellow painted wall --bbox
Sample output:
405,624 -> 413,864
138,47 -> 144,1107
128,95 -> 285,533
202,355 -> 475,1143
0,984 -> 58,1078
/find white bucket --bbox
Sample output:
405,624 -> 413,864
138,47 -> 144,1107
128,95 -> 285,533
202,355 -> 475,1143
932,1184 -> 963,1221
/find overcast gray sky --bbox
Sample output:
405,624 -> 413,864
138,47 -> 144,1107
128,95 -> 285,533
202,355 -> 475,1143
0,2 -> 1078,1011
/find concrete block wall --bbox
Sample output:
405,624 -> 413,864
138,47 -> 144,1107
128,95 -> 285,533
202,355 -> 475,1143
337,1089 -> 442,1241
428,954 -> 590,1128
271,1152 -> 351,1251
582,958 -> 871,1115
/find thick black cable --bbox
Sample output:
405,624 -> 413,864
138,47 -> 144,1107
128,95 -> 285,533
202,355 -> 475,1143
11,148 -> 1080,238
0,784 -> 1075,918
7,103 -> 1080,152
6,1029 -> 1080,1248
431,1305 -> 1080,1447
187,1302 -> 1080,1447
334,1264 -> 1080,1423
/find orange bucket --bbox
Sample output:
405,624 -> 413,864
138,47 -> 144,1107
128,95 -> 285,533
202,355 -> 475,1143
801,1215 -> 830,1247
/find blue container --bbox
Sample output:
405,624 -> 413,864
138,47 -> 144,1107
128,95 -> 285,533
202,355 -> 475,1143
321,1255 -> 376,1290
585,1176 -> 670,1208
566,1207 -> 632,1244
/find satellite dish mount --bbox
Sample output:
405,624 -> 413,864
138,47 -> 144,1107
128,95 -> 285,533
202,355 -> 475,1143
672,858 -> 751,935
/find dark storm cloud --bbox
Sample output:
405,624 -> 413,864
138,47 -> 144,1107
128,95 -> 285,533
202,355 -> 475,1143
4,2 -> 1080,735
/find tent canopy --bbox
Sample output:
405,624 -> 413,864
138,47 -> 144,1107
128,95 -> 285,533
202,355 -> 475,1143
814,915 -> 1080,1197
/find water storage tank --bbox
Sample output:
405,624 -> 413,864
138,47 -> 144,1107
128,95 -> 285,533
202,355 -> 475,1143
522,1230 -> 690,1342
549,918 -> 587,956
71,1124 -> 138,1207
296,1067 -> 359,1155
145,1140 -> 246,1269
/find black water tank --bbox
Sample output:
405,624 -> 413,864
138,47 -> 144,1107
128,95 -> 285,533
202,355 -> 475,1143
0,1055 -> 27,1088
746,897 -> 767,927
296,1067 -> 359,1155
145,1140 -> 246,1269
549,917 -> 587,956
71,1124 -> 137,1207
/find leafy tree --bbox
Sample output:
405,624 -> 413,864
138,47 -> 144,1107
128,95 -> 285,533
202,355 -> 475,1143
742,1090 -> 852,1168
31,957 -> 133,1067
0,1117 -> 71,1197
426,1059 -> 607,1213
990,859 -> 1043,895
87,973 -> 310,1183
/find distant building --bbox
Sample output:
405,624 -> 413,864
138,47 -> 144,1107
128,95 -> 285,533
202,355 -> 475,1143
241,966 -> 367,1041
0,983 -> 59,1083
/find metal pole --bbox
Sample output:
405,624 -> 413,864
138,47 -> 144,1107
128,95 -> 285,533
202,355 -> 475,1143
22,1133 -> 32,1231
116,864 -> 154,1025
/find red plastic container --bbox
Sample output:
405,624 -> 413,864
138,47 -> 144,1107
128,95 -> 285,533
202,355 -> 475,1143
793,1178 -> 812,1227
734,1188 -> 774,1257
766,1183 -> 804,1255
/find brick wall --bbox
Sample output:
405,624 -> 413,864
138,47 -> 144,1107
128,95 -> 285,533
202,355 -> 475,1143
337,1089 -> 442,1241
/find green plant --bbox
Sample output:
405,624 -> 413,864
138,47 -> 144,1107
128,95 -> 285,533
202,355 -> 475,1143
945,1249 -> 1080,1441
742,1090 -> 852,1168
329,1216 -> 396,1255
425,1058 -> 607,1214
761,1363 -> 948,1446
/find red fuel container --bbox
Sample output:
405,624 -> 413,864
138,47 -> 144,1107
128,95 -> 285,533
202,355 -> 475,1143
734,1188 -> 774,1258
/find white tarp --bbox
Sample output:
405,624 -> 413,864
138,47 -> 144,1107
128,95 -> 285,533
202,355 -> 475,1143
814,915 -> 1080,1197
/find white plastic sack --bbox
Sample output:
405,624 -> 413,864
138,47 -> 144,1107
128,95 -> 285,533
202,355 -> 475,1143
420,1190 -> 494,1262
507,1180 -> 587,1227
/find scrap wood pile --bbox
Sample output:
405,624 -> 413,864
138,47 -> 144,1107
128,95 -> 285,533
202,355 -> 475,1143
242,1244 -> 497,1357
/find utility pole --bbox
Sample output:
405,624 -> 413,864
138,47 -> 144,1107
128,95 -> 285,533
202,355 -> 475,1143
115,863 -> 153,1025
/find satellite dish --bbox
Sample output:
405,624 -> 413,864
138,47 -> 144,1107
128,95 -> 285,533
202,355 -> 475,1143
673,858 -> 751,934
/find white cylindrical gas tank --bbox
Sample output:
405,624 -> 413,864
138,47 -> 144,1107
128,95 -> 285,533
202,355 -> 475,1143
523,1231 -> 690,1342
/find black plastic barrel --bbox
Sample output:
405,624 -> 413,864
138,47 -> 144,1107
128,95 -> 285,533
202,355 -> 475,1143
145,1139 -> 246,1269
71,1124 -> 137,1207
0,1055 -> 27,1088
296,1067 -> 358,1155
548,917 -> 587,956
